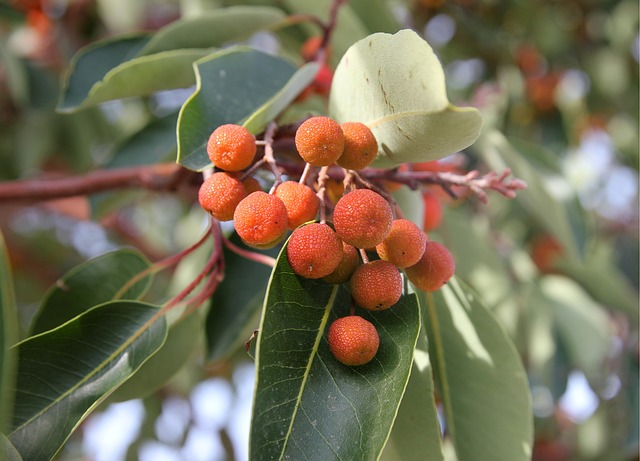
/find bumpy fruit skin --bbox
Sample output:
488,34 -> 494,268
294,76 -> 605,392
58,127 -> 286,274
376,219 -> 427,268
350,260 -> 402,310
294,116 -> 344,166
336,122 -> 378,170
233,192 -> 288,247
286,223 -> 343,279
328,316 -> 379,366
275,181 -> 320,229
323,242 -> 359,284
207,124 -> 256,171
333,189 -> 393,249
198,172 -> 247,221
405,241 -> 455,292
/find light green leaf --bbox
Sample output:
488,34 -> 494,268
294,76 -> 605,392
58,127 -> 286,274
206,234 -> 279,363
478,130 -> 582,262
382,327 -> 444,461
140,6 -> 286,55
539,275 -> 611,379
423,278 -> 533,461
242,62 -> 319,134
329,30 -> 482,168
250,245 -> 420,461
177,48 -> 301,171
57,35 -> 151,112
0,233 -> 18,434
30,249 -> 152,335
8,301 -> 167,461
1,434 -> 23,461
64,49 -> 211,111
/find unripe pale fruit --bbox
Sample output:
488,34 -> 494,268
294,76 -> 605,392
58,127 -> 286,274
328,316 -> 379,366
405,241 -> 455,292
333,189 -> 393,249
207,124 -> 256,171
275,181 -> 320,229
376,219 -> 427,268
286,223 -> 343,279
323,242 -> 359,284
198,172 -> 247,221
350,260 -> 402,310
336,122 -> 378,170
233,192 -> 288,247
294,116 -> 344,166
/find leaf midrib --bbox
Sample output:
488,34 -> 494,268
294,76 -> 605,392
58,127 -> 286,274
278,285 -> 339,460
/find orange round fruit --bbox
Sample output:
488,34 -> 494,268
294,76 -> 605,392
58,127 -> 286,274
422,190 -> 443,232
198,172 -> 247,221
328,316 -> 379,366
242,175 -> 262,194
207,124 -> 256,171
294,116 -> 344,166
350,260 -> 402,310
286,223 -> 343,279
405,241 -> 455,292
275,181 -> 320,229
323,242 -> 360,284
376,219 -> 427,268
336,122 -> 378,170
233,191 -> 288,247
333,189 -> 392,249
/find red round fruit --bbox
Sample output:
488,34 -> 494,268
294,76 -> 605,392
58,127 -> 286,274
328,315 -> 379,366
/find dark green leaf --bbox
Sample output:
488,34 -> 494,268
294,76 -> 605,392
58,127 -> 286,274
8,301 -> 167,461
177,48 -> 300,171
423,278 -> 533,461
109,308 -> 204,402
382,327 -> 444,461
140,6 -> 286,55
57,35 -> 151,112
329,30 -> 482,168
348,0 -> 400,34
250,247 -> 420,461
206,234 -> 279,363
0,233 -> 18,434
30,249 -> 152,335
107,112 -> 179,169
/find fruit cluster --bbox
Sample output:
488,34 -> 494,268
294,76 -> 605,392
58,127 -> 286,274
198,116 -> 455,368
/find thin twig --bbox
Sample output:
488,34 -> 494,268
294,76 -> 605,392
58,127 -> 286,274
222,235 -> 276,267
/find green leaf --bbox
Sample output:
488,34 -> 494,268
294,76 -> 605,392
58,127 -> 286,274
206,235 -> 279,363
57,35 -> 151,112
64,49 -> 211,111
140,6 -> 287,55
8,301 -> 167,461
0,233 -> 18,434
329,30 -> 482,168
177,48 -> 301,171
423,278 -> 533,461
1,434 -> 23,461
107,112 -> 179,169
109,308 -> 204,402
382,327 -> 444,461
539,275 -> 611,379
348,0 -> 400,34
250,246 -> 420,461
30,249 -> 152,335
477,130 -> 582,262
242,62 -> 319,134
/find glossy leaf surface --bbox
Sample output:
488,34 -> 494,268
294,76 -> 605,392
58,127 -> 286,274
250,246 -> 420,461
423,278 -> 533,461
30,249 -> 152,335
0,233 -> 18,433
177,49 -> 307,170
329,30 -> 482,168
8,301 -> 167,461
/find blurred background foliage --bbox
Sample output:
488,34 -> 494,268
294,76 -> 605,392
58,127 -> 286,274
0,0 -> 637,460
